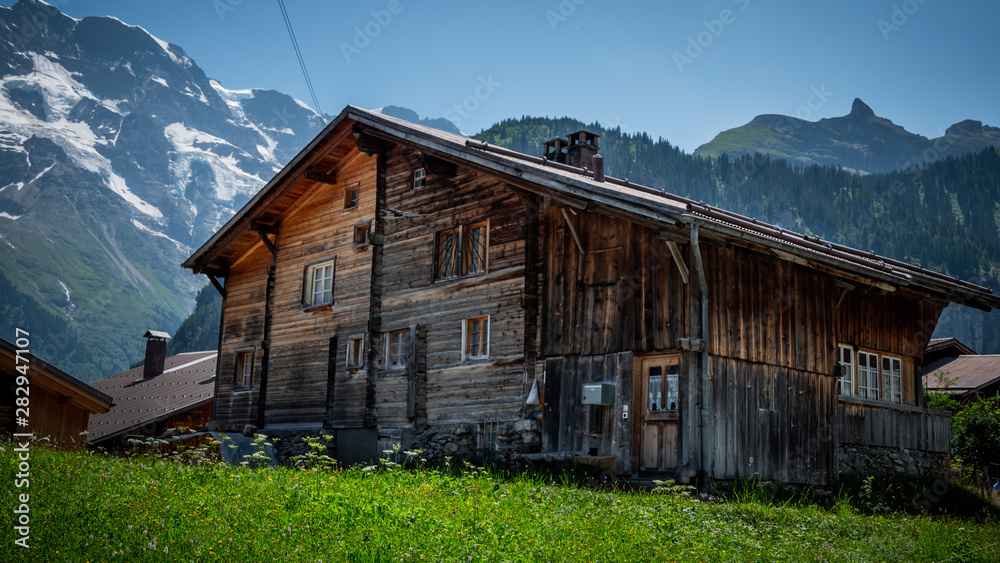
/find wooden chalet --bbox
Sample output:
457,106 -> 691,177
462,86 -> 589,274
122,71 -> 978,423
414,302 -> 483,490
184,106 -> 1000,484
0,337 -> 112,449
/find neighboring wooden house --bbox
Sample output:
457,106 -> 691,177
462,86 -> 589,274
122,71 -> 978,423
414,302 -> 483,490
923,339 -> 1000,401
183,106 -> 1000,484
87,332 -> 216,449
0,337 -> 112,449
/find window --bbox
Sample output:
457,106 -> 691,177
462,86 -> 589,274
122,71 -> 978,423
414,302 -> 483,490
347,334 -> 365,369
463,317 -> 489,360
344,182 -> 359,209
235,348 -> 254,388
412,167 -> 426,189
435,220 -> 489,280
304,258 -> 336,307
353,221 -> 371,247
840,345 -> 913,405
838,345 -> 854,397
857,350 -> 880,400
647,364 -> 679,412
436,227 -> 460,279
463,221 -> 488,275
385,329 -> 408,370
882,355 -> 903,403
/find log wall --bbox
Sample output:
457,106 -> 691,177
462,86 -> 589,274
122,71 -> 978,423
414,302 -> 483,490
377,147 -> 529,426
266,150 -> 378,426
216,241 -> 271,427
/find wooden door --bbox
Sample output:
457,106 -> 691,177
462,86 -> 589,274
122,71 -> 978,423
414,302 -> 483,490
638,355 -> 679,471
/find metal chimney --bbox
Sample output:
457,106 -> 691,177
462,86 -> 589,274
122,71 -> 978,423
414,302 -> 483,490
142,330 -> 170,378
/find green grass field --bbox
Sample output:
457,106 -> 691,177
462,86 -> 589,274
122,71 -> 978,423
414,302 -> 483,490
2,441 -> 999,562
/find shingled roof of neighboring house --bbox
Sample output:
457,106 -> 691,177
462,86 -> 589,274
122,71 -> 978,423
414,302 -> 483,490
923,354 -> 1000,397
183,105 -> 1000,312
86,351 -> 217,444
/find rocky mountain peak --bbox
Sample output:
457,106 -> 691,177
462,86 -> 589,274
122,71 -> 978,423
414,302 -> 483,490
848,98 -> 876,120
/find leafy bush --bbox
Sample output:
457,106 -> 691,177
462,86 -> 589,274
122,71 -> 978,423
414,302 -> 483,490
953,396 -> 1000,471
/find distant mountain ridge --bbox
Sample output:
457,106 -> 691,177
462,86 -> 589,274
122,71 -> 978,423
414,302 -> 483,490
0,0 -> 327,379
375,105 -> 462,135
695,98 -> 1000,173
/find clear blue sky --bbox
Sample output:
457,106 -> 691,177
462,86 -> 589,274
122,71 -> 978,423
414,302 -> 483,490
5,0 -> 999,152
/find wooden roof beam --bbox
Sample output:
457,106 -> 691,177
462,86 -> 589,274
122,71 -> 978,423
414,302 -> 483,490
305,168 -> 338,185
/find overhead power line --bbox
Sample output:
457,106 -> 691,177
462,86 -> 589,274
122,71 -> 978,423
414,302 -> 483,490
277,0 -> 323,116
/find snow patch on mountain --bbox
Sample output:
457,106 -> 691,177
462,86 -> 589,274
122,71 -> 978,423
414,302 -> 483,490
164,121 -> 268,201
132,218 -> 188,249
0,212 -> 21,220
103,16 -> 190,67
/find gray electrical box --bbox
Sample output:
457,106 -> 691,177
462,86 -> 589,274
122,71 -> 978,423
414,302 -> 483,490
581,383 -> 615,405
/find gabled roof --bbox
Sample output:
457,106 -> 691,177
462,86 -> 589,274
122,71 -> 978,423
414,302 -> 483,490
86,350 -> 217,443
924,337 -> 977,365
183,105 -> 1000,312
923,355 -> 1000,396
0,337 -> 112,414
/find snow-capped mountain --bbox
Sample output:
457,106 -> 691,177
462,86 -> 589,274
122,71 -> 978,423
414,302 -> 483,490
0,0 -> 328,380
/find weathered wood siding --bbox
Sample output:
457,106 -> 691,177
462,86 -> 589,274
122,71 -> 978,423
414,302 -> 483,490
377,146 -> 528,426
216,242 -> 271,427
709,357 -> 837,484
701,244 -> 839,483
542,352 -> 633,474
266,150 -> 378,426
837,400 -> 951,453
837,289 -> 944,363
541,208 -> 686,357
705,244 -> 838,371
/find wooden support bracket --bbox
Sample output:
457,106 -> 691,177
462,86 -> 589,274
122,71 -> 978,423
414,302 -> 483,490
251,221 -> 278,257
665,239 -> 690,285
305,168 -> 338,185
561,207 -> 586,255
207,275 -> 227,299
836,281 -> 855,312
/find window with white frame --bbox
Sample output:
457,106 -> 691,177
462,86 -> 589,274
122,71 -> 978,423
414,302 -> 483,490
413,167 -> 427,189
838,345 -> 854,396
235,348 -> 254,388
857,350 -> 880,400
385,329 -> 408,370
304,258 -> 336,307
463,316 -> 489,360
882,355 -> 903,403
347,334 -> 365,370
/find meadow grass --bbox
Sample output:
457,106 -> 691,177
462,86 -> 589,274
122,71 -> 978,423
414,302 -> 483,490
2,441 -> 1000,562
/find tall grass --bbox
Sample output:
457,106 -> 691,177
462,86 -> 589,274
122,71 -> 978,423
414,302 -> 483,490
2,441 -> 1000,562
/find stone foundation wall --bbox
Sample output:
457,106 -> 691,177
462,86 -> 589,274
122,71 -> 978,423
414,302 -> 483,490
243,419 -> 544,467
250,430 -> 335,465
839,444 -> 949,477
403,418 -> 542,463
